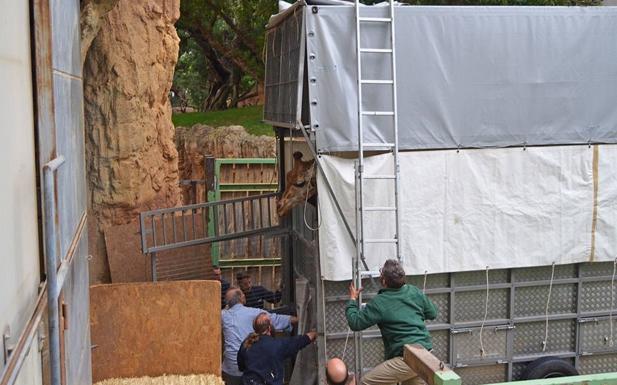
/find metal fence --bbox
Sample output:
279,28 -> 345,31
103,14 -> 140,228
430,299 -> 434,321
139,192 -> 284,281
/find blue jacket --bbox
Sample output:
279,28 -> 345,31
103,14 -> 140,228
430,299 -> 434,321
237,334 -> 311,385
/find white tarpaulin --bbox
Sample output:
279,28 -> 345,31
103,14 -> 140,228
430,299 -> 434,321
305,6 -> 617,152
318,145 -> 617,281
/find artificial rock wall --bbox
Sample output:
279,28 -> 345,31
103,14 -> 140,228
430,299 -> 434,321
83,0 -> 181,282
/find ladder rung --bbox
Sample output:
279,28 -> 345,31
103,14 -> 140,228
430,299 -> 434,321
360,79 -> 394,85
360,270 -> 381,277
365,238 -> 397,244
365,207 -> 396,211
360,48 -> 393,53
361,111 -> 394,116
359,17 -> 392,23
364,174 -> 396,180
362,142 -> 395,148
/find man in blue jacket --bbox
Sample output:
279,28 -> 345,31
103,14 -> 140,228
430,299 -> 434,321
222,288 -> 297,385
237,312 -> 316,385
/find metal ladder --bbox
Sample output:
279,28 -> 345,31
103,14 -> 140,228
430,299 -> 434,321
353,0 -> 402,274
353,0 -> 402,380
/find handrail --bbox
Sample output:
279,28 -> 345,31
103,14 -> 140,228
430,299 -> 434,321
0,284 -> 47,385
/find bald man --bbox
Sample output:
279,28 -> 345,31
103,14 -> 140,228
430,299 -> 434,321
326,358 -> 356,385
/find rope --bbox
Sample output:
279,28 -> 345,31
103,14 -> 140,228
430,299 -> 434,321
423,270 -> 428,293
610,258 -> 617,347
542,262 -> 556,352
479,266 -> 490,357
342,327 -> 352,361
304,162 -> 321,231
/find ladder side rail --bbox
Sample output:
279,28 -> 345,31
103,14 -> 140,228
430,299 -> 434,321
389,0 -> 402,262
354,1 -> 366,381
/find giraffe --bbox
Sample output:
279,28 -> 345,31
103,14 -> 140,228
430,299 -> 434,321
276,152 -> 317,217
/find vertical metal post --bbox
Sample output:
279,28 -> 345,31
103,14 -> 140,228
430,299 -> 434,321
43,156 -> 65,385
151,252 -> 158,282
389,0 -> 402,262
205,155 -> 219,265
353,161 -> 363,381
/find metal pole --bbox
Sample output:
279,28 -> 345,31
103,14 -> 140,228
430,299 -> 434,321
353,162 -> 363,382
43,156 -> 65,385
151,252 -> 158,281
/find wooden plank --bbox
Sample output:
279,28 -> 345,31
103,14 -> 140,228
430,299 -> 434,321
105,221 -> 150,282
90,281 -> 221,381
403,344 -> 452,385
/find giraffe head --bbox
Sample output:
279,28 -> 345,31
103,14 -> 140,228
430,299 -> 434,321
277,152 -> 317,217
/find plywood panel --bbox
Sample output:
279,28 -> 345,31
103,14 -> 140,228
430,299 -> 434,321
106,220 -> 213,283
105,221 -> 150,282
90,281 -> 221,381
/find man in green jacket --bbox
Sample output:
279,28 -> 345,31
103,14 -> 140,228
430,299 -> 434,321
346,259 -> 437,385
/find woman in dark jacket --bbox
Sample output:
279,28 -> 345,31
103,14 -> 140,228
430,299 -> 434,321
237,312 -> 316,385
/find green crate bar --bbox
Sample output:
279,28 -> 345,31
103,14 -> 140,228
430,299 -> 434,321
207,158 -> 278,265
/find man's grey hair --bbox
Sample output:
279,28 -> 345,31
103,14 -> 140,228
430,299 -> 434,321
381,259 -> 406,288
226,288 -> 243,307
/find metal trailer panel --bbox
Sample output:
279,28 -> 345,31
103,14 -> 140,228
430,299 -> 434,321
264,6 -> 305,128
315,262 -> 617,385
0,2 -> 43,385
33,1 -> 91,385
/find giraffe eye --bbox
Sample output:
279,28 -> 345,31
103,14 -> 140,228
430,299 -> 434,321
294,181 -> 306,188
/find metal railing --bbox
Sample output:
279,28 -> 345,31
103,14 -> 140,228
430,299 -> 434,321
139,192 -> 284,281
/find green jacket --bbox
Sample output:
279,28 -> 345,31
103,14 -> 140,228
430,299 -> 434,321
346,284 -> 437,360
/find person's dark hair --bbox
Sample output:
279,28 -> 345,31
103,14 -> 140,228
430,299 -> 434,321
325,358 -> 349,385
380,259 -> 406,289
243,312 -> 271,349
226,288 -> 243,308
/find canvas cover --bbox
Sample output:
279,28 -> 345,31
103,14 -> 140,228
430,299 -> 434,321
318,145 -> 617,281
305,5 -> 617,152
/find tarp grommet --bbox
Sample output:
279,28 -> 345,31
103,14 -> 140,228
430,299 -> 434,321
312,6 -> 319,14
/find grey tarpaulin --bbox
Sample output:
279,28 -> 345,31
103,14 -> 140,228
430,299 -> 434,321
303,5 -> 617,152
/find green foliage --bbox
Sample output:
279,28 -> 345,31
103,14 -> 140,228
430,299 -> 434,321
172,33 -> 210,110
172,106 -> 274,137
172,0 -> 278,111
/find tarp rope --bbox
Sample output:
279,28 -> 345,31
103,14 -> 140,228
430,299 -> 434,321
342,327 -> 352,362
610,258 -> 617,346
542,262 -> 556,352
479,266 -> 490,357
304,162 -> 321,231
423,270 -> 428,293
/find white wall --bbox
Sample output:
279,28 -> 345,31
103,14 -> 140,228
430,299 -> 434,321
0,1 -> 43,383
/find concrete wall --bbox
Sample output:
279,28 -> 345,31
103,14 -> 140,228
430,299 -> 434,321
0,1 -> 43,385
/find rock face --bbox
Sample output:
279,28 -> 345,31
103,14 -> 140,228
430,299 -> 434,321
84,0 -> 181,283
175,125 -> 276,204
